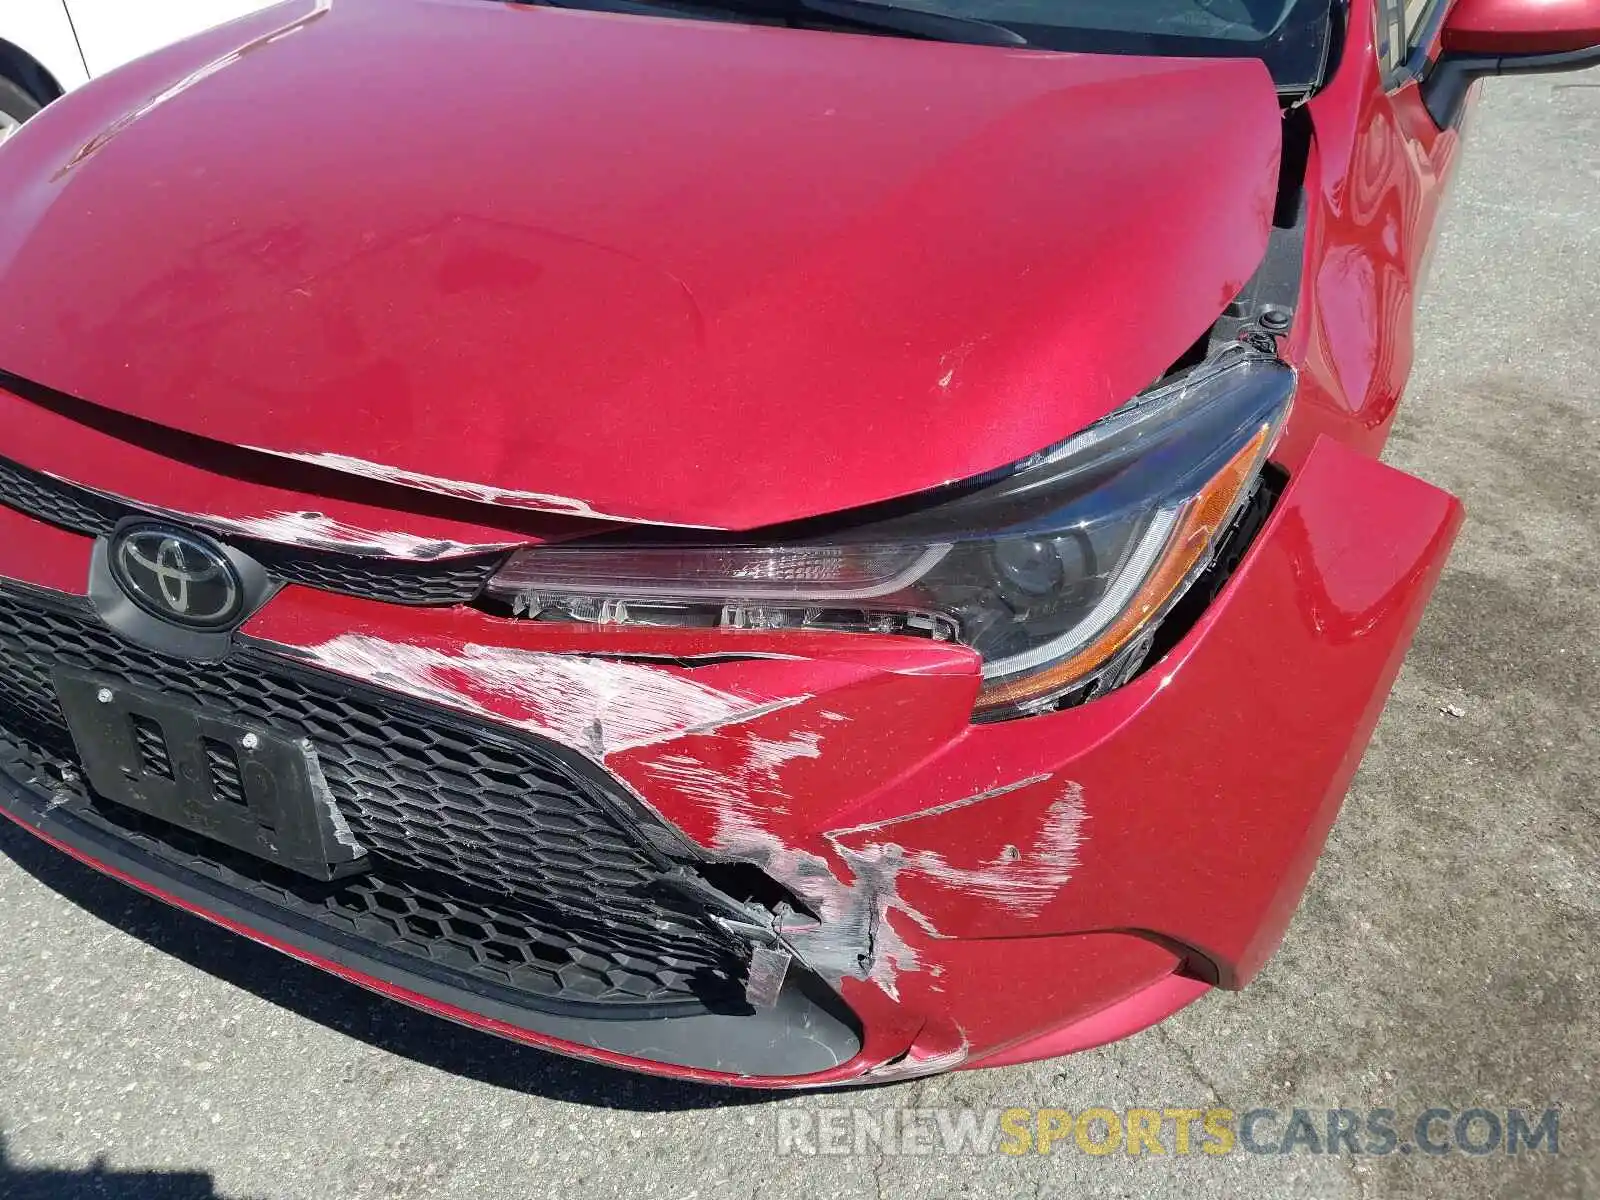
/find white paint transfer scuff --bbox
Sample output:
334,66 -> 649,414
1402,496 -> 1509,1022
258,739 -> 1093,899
296,629 -> 1086,1004
641,739 -> 1089,999
201,510 -> 511,560
862,1036 -> 972,1082
741,732 -> 822,779
875,781 -> 1088,917
35,462 -> 506,562
296,633 -> 769,756
793,777 -> 1088,994
244,447 -> 724,530
828,772 -> 1052,835
637,745 -> 927,1001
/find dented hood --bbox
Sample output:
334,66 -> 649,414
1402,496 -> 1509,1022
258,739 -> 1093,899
0,0 -> 1282,531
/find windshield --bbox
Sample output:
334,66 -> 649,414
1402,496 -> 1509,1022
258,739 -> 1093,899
882,0 -> 1334,89
519,0 -> 1336,92
950,0 -> 1305,40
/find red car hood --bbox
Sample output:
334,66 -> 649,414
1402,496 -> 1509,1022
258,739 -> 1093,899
0,0 -> 1282,531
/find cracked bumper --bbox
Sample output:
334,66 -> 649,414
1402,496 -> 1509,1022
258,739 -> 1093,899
0,434 -> 1460,1086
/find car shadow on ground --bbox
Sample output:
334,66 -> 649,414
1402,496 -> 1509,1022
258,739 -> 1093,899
0,822 -> 777,1114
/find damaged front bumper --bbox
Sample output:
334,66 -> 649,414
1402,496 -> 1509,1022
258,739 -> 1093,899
0,434 -> 1460,1087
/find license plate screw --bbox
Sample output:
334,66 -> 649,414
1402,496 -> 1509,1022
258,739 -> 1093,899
240,733 -> 260,750
95,688 -> 113,704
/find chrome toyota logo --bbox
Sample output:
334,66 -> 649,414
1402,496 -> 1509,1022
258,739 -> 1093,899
109,525 -> 245,630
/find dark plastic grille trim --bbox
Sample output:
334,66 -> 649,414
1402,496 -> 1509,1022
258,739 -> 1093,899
0,582 -> 761,1018
0,455 -> 504,606
0,771 -> 863,1076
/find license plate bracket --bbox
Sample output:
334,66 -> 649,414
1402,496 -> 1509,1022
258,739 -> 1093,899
53,669 -> 366,881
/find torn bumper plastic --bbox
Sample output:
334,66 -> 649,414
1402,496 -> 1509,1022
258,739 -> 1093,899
0,434 -> 1460,1086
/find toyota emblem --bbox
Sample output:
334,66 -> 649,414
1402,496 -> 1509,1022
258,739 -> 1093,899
109,524 -> 246,630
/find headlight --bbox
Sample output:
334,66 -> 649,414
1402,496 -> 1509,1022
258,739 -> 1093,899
487,347 -> 1294,720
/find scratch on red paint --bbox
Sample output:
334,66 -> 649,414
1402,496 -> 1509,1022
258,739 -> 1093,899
862,781 -> 1088,916
295,633 -> 768,755
202,510 -> 511,559
243,447 -> 724,529
290,629 -> 1085,1002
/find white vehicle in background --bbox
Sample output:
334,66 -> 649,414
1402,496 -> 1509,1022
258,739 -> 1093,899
1,1 -> 274,143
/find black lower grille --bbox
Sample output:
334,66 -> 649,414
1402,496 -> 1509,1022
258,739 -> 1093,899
0,454 -> 502,605
0,583 -> 757,1016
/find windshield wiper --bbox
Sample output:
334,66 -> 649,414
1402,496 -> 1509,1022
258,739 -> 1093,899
522,0 -> 1028,48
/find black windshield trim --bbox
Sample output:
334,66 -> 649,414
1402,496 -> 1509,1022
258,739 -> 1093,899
893,0 -> 1335,91
508,0 -> 1336,91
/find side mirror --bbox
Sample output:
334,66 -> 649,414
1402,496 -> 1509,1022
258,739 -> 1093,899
1423,0 -> 1600,125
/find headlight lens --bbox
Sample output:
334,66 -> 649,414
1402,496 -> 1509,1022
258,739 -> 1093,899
487,348 -> 1295,719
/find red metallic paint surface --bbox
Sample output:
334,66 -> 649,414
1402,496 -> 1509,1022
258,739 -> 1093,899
0,384 -> 554,555
1274,5 -> 1462,471
0,0 -> 1282,531
0,0 -> 1484,1083
0,436 -> 1460,1082
0,506 -> 95,593
1443,0 -> 1600,54
240,434 -> 1460,1067
973,975 -> 1212,1070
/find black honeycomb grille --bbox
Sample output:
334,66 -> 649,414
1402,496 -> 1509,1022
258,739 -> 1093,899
0,455 -> 503,605
0,457 -> 121,533
74,797 -> 738,1008
249,545 -> 501,606
0,584 -> 754,1015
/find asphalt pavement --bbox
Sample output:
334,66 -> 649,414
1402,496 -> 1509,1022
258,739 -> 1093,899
1,69 -> 1597,1200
